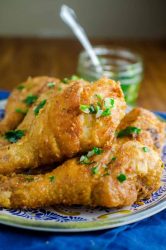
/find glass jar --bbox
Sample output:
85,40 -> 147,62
77,46 -> 143,106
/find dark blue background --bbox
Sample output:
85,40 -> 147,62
0,90 -> 165,250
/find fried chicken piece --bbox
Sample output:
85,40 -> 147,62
0,140 -> 163,208
0,76 -> 60,135
0,78 -> 126,174
116,108 -> 165,154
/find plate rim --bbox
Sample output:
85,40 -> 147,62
0,197 -> 166,232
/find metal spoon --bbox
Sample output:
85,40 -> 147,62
60,5 -> 103,73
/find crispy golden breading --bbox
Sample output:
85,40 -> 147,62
0,78 -> 126,174
0,140 -> 163,208
116,108 -> 165,154
0,76 -> 60,136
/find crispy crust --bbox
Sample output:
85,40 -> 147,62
0,140 -> 162,208
0,78 -> 126,174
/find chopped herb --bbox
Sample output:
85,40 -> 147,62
80,104 -> 96,114
49,176 -> 55,182
117,126 -> 141,138
5,130 -> 25,143
93,147 -> 103,155
15,108 -> 27,115
62,75 -> 80,84
17,85 -> 25,90
70,75 -> 81,81
96,109 -> 103,118
101,108 -> 111,117
91,166 -> 99,175
87,147 -> 103,158
95,94 -> 103,100
111,157 -> 116,161
104,98 -> 115,108
80,98 -> 113,118
24,94 -> 38,106
47,82 -> 55,88
62,78 -> 69,84
89,105 -> 96,114
80,147 -> 103,165
25,176 -> 34,182
34,99 -> 47,116
80,104 -> 90,114
142,147 -> 149,152
97,102 -> 102,108
95,105 -> 101,112
58,87 -> 62,91
87,150 -> 95,158
80,155 -> 91,164
117,173 -> 126,183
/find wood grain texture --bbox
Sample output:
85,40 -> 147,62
0,38 -> 165,111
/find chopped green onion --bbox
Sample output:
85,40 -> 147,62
5,130 -> 25,143
80,155 -> 91,164
34,99 -> 47,116
24,94 -> 38,106
58,87 -> 62,91
95,94 -> 103,100
117,126 -> 141,138
15,108 -> 27,115
80,104 -> 96,114
93,147 -> 103,155
49,176 -> 55,182
80,105 -> 90,114
96,109 -> 103,118
87,147 -> 103,158
104,98 -> 115,108
89,105 -> 96,114
91,166 -> 99,175
47,82 -> 55,88
17,85 -> 25,90
62,75 -> 81,84
111,157 -> 116,161
142,147 -> 149,152
95,105 -> 101,113
101,108 -> 111,117
117,173 -> 127,183
70,75 -> 81,81
62,78 -> 69,84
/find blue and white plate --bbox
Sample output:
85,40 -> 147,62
0,92 -> 165,232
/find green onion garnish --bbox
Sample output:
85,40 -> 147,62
104,98 -> 115,108
117,173 -> 127,183
5,129 -> 25,143
91,166 -> 99,175
15,108 -> 27,115
47,82 -> 55,88
62,75 -> 81,84
24,95 -> 38,106
117,126 -> 141,138
49,176 -> 55,182
34,99 -> 47,116
17,85 -> 25,90
142,147 -> 149,152
80,155 -> 91,164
